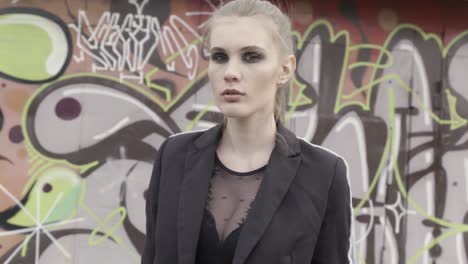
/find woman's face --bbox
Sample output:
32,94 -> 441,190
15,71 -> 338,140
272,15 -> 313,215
208,16 -> 287,121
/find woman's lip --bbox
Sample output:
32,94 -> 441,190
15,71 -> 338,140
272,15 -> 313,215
222,94 -> 242,102
221,89 -> 245,95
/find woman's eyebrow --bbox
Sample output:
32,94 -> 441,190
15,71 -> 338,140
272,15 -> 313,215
209,47 -> 225,53
239,46 -> 266,52
209,46 -> 266,53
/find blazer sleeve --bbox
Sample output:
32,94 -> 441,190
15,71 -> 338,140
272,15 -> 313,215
141,138 -> 169,264
311,157 -> 352,264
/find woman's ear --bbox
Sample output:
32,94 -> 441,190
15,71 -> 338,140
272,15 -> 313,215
278,55 -> 296,85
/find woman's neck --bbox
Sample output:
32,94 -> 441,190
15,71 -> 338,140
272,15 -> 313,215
219,115 -> 277,158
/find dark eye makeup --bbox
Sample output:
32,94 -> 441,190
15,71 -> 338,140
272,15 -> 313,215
209,50 -> 265,64
242,51 -> 264,62
210,52 -> 228,63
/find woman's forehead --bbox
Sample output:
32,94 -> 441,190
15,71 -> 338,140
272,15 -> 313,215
209,16 -> 277,51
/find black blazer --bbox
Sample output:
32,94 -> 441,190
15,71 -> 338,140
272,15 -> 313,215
142,122 -> 352,264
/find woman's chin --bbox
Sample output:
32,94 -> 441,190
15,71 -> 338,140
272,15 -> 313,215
218,106 -> 250,119
222,112 -> 249,119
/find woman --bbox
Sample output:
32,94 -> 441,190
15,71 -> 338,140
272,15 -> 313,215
142,0 -> 352,263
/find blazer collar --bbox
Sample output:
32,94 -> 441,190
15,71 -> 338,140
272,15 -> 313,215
177,121 -> 302,264
193,121 -> 300,157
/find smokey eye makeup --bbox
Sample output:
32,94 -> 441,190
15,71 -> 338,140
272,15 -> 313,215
241,51 -> 265,63
239,46 -> 267,63
210,52 -> 229,63
209,46 -> 267,64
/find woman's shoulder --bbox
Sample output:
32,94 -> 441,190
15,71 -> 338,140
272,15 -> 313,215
161,129 -> 208,154
296,137 -> 345,165
295,138 -> 349,192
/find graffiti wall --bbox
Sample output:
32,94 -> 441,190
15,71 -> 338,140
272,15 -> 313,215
0,0 -> 467,263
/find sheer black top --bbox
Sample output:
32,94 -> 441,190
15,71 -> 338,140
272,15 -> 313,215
195,155 -> 266,264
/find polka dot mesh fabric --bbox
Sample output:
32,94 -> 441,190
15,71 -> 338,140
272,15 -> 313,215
206,155 -> 265,241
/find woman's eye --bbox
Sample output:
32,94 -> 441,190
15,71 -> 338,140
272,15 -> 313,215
242,52 -> 263,63
210,53 -> 228,63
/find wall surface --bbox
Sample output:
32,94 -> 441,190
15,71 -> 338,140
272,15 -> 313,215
0,0 -> 467,263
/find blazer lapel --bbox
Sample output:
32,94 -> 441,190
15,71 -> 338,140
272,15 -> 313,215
177,124 -> 223,264
177,122 -> 301,264
232,123 -> 302,264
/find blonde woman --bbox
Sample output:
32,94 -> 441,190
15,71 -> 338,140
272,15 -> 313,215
142,0 -> 352,263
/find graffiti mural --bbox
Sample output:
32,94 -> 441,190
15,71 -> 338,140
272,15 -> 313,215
0,0 -> 467,263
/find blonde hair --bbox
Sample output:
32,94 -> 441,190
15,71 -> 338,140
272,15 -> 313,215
202,0 -> 295,124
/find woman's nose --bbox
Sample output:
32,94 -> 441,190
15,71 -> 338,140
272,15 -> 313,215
224,60 -> 240,83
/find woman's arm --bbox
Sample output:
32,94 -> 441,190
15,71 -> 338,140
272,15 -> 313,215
141,138 -> 169,264
311,157 -> 352,264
